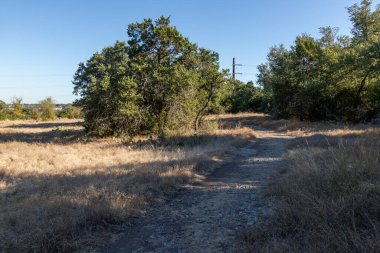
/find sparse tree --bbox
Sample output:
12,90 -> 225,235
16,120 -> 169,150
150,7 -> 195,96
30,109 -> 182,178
38,97 -> 57,120
11,98 -> 24,119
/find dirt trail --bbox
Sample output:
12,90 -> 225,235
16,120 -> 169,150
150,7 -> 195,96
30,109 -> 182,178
100,128 -> 292,253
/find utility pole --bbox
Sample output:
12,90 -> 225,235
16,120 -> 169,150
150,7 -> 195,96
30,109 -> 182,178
232,57 -> 242,80
232,57 -> 236,80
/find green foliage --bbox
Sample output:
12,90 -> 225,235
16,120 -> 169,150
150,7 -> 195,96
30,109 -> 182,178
38,97 -> 57,120
0,100 -> 6,111
0,98 -> 82,121
0,100 -> 9,120
73,17 -> 227,137
58,105 -> 83,119
257,0 -> 380,121
11,98 -> 24,119
348,0 -> 380,44
225,80 -> 271,113
27,97 -> 57,121
31,107 -> 42,120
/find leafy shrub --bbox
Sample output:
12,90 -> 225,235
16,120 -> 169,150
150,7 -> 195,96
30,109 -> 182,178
10,98 -> 24,119
40,97 -> 56,120
30,97 -> 57,121
58,105 -> 83,119
224,80 -> 271,113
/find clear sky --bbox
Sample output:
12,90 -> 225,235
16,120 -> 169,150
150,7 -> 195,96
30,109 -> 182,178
1,0 -> 379,103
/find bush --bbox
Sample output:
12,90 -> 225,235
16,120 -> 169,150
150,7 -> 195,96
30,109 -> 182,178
224,80 -> 271,113
10,98 -> 24,119
31,107 -> 42,120
36,97 -> 57,121
58,105 -> 83,119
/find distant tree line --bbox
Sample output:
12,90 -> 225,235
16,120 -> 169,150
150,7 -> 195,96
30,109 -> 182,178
5,1 -> 376,132
73,1 -> 380,139
0,97 -> 82,120
256,0 -> 380,121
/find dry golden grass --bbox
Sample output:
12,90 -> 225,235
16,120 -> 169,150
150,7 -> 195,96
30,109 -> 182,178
214,112 -> 376,135
239,114 -> 380,253
3,114 -> 378,252
0,118 -> 255,252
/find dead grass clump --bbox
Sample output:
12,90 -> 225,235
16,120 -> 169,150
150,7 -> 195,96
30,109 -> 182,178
0,118 -> 255,252
243,128 -> 380,253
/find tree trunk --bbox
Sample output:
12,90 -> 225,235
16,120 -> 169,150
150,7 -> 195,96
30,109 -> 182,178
355,71 -> 370,108
194,93 -> 213,131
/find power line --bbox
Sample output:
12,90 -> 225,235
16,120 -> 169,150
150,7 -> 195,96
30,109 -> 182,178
232,58 -> 258,79
0,86 -> 72,89
232,57 -> 243,80
0,74 -> 72,77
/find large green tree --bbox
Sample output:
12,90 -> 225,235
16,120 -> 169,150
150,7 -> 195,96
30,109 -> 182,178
257,0 -> 380,121
73,17 -> 227,136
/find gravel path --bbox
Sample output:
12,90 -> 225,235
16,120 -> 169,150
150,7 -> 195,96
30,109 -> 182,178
100,128 -> 292,253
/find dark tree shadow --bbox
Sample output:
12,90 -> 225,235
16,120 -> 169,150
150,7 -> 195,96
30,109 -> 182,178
5,121 -> 82,129
0,129 -> 85,144
129,134 -> 246,150
217,114 -> 376,133
289,130 -> 379,150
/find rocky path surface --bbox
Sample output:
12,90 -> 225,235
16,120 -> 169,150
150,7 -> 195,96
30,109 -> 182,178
100,128 -> 292,253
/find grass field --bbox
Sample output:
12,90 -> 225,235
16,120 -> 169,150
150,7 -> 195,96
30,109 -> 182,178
238,114 -> 380,253
1,114 -> 379,252
0,117 -> 255,252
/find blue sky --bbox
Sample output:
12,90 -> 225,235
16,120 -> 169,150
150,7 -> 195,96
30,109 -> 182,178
1,0 -> 379,103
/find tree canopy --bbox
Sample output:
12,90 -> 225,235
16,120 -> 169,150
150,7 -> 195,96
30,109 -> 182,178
73,17 -> 228,137
257,0 -> 380,121
72,1 -> 380,131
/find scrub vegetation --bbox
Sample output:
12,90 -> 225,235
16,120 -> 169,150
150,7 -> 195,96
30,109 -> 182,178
1,1 -> 379,252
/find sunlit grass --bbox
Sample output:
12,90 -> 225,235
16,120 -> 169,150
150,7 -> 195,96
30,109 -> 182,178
0,118 -> 254,252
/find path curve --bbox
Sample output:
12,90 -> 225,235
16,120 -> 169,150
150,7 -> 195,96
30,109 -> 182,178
101,128 -> 292,253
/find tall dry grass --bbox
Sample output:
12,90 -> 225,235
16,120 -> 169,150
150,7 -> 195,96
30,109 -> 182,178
0,119 -> 255,252
241,116 -> 380,252
215,112 -> 376,135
